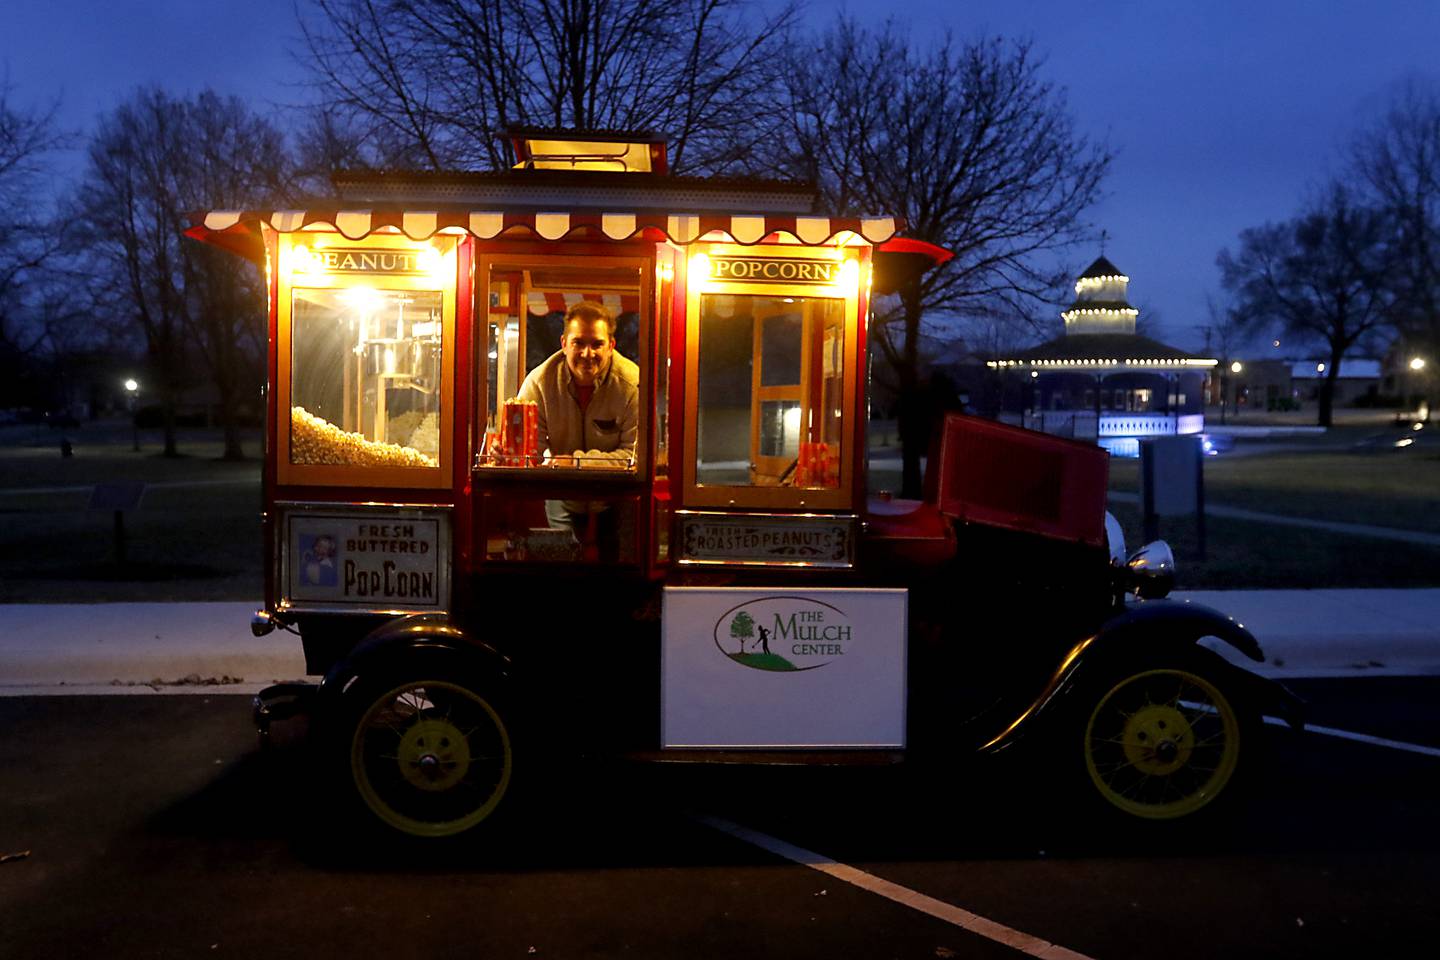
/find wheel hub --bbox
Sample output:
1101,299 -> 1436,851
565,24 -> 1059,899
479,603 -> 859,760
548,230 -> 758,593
397,718 -> 471,792
1121,704 -> 1194,775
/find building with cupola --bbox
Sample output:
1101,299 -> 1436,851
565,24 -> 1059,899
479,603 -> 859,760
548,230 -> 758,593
988,255 -> 1216,456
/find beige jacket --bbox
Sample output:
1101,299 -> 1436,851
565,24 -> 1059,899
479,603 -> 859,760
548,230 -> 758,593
517,350 -> 639,466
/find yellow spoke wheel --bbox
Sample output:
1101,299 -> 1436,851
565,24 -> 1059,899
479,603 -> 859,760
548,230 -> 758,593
349,679 -> 513,838
1083,665 -> 1243,821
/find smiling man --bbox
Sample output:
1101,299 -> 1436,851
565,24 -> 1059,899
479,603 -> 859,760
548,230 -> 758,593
517,300 -> 639,468
516,301 -> 639,556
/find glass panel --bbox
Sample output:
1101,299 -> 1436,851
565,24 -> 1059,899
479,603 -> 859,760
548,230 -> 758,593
695,293 -> 844,489
479,492 -> 638,564
290,287 -> 442,469
759,400 -> 801,458
759,313 -> 802,386
479,262 -> 642,473
695,297 -> 753,485
655,256 -> 673,478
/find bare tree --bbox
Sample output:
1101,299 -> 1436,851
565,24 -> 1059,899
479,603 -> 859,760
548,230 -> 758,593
1350,81 -> 1440,364
298,0 -> 799,174
0,80 -> 70,358
1217,185 -> 1391,427
774,23 -> 1110,495
76,89 -> 291,457
1199,294 -> 1250,422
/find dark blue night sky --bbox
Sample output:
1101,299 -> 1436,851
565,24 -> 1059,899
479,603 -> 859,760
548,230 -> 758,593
6,0 -> 1440,350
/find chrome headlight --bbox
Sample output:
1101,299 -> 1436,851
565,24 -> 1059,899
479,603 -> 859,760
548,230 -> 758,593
1125,541 -> 1175,599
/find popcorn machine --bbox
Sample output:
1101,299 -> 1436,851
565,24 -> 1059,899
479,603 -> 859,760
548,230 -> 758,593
187,131 -> 1298,841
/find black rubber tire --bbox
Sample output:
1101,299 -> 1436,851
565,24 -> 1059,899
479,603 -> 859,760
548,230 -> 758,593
1070,647 -> 1261,826
336,669 -> 517,841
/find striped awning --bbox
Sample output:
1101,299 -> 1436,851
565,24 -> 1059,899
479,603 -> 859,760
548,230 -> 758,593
188,208 -> 901,259
527,291 -> 641,317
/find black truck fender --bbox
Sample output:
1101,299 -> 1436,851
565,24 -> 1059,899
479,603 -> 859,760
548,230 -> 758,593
314,614 -> 511,714
980,598 -> 1305,754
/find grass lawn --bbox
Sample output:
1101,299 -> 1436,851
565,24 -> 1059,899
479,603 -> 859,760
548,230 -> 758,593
2,418 -> 1437,600
1,422 -> 263,602
1107,429 -> 1440,535
1105,501 -> 1440,590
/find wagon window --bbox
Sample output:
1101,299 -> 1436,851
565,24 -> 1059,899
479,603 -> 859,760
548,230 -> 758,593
694,293 -> 845,489
478,260 -> 644,473
290,287 -> 444,471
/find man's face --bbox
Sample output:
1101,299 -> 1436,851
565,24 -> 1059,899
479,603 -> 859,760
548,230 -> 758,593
561,317 -> 614,387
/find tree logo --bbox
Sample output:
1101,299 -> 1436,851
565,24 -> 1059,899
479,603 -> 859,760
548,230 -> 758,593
714,596 -> 852,672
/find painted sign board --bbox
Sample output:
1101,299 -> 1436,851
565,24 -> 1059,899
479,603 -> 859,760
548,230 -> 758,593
281,504 -> 450,612
676,512 -> 855,567
661,587 -> 907,749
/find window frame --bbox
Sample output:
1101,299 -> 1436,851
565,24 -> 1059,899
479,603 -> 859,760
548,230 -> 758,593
275,231 -> 457,489
681,243 -> 860,510
474,251 -> 653,479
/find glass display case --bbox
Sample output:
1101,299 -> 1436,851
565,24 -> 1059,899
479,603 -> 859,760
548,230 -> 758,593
683,245 -> 860,509
276,235 -> 456,487
475,255 -> 647,474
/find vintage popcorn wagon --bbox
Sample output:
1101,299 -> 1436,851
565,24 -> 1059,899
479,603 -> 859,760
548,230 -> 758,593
188,131 -> 1300,838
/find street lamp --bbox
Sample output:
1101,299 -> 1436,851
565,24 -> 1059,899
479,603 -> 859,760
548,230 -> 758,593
1411,357 -> 1429,423
1221,360 -> 1242,425
124,379 -> 140,451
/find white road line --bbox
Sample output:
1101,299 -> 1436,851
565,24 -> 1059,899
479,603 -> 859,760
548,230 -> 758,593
694,814 -> 1095,960
1263,715 -> 1440,758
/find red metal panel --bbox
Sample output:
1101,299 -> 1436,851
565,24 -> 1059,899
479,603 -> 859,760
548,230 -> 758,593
925,413 -> 1108,546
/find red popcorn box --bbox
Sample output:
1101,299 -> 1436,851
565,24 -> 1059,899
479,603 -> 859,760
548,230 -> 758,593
795,441 -> 824,487
796,441 -> 837,488
822,443 -> 839,487
501,399 -> 539,466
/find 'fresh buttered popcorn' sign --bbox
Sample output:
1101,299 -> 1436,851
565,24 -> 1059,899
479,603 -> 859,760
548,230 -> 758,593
282,505 -> 450,611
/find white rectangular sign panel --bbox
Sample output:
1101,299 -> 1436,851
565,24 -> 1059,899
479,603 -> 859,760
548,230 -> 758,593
283,507 -> 449,612
661,587 -> 907,749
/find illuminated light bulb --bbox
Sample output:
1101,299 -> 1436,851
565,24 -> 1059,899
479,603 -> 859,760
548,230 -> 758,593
417,246 -> 443,276
838,258 -> 860,289
291,244 -> 316,274
1316,362 -> 1325,373
689,252 -> 712,292
339,286 -> 381,311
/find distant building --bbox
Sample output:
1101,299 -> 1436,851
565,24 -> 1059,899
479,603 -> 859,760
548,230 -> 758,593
1289,358 -> 1382,408
987,255 -> 1216,455
1220,356 -> 1384,412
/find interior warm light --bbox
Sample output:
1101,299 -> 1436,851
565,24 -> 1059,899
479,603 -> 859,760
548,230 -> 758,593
290,243 -> 317,275
689,252 -> 712,292
339,286 -> 381,311
417,245 -> 443,277
1411,357 -> 1427,371
838,258 -> 860,289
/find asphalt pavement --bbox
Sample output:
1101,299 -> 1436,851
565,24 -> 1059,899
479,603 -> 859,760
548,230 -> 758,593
0,589 -> 1437,695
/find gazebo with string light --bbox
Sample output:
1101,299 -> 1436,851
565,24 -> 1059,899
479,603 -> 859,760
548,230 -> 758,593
988,255 -> 1216,455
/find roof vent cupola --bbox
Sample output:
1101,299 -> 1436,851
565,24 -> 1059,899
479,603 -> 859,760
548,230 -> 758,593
1063,255 -> 1139,335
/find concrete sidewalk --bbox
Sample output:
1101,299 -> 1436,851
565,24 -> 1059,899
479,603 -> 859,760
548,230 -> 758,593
0,591 -> 1437,695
